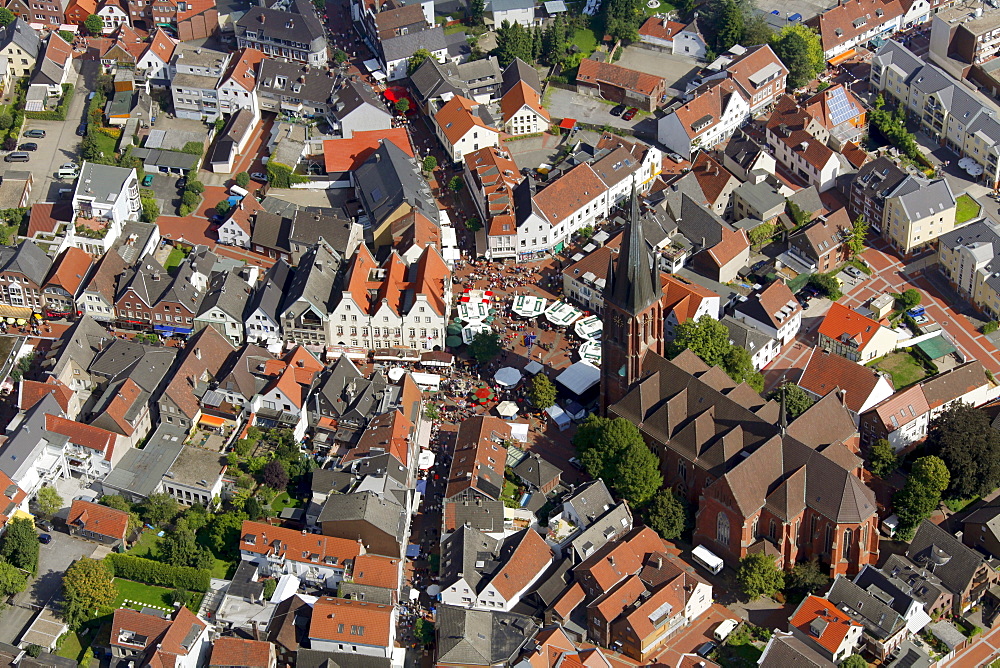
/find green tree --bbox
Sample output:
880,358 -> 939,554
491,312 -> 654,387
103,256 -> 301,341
0,8 -> 16,26
713,0 -> 745,52
927,402 -> 1000,499
748,222 -> 776,248
395,98 -> 410,114
468,0 -> 485,25
847,215 -> 868,258
787,199 -> 812,227
741,12 -> 772,46
313,0 -> 325,9
449,175 -> 464,192
79,647 -> 94,668
895,288 -> 922,310
1,518 -> 37,574
867,439 -> 898,478
601,0 -> 641,44
423,403 -> 440,420
786,558 -> 830,597
577,225 -> 594,241
62,558 -> 116,628
408,48 -> 432,75
770,24 -> 825,89
422,155 -> 438,172
263,578 -> 277,599
35,486 -> 63,517
234,172 -> 250,188
737,553 -> 785,600
25,646 -> 41,658
83,13 -> 103,35
185,180 -> 205,195
181,190 -> 201,208
495,20 -> 534,67
808,273 -> 842,299
0,111 -> 11,132
0,560 -> 27,597
468,330 -> 502,364
723,347 -> 764,392
414,618 -> 435,647
140,197 -> 159,224
332,49 -> 348,64
215,200 -> 232,216
100,495 -> 132,513
773,383 -> 814,421
245,496 -> 264,521
262,460 -> 289,490
207,512 -> 248,556
140,492 -> 179,526
573,416 -> 662,506
160,523 -> 201,568
58,30 -> 75,43
894,455 -> 950,540
642,489 -> 688,540
841,655 -> 868,668
528,373 -> 557,410
670,315 -> 730,367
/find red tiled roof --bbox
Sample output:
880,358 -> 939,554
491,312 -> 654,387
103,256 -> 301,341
19,378 -> 72,413
323,130 -> 413,173
27,203 -> 66,237
111,608 -> 172,651
799,348 -> 891,413
45,414 -> 117,460
465,146 -> 522,237
672,79 -> 747,141
809,0 -> 904,54
45,32 -> 74,65
84,249 -> 127,304
489,528 -> 552,599
500,80 -> 550,125
706,227 -> 749,267
101,378 -> 144,436
577,527 -> 668,592
661,274 -> 718,325
446,416 -> 511,499
841,141 -> 869,169
867,384 -> 930,432
345,410 -> 412,467
767,96 -> 838,171
240,520 -> 362,568
691,152 -> 737,205
551,581 -> 586,619
788,595 -> 861,655
45,247 -> 93,297
309,597 -> 393,647
220,47 -> 262,93
435,95 -> 498,146
156,606 -> 206,659
163,327 -> 236,419
209,637 -> 272,668
577,59 -> 666,97
350,554 -> 401,590
0,470 -> 25,531
532,163 -> 608,225
68,499 -> 129,540
638,17 -> 686,41
724,44 -> 788,101
819,302 -> 885,349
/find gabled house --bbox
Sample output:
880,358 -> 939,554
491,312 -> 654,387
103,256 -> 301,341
436,606 -> 538,668
44,413 -> 122,480
355,140 -> 438,249
67,499 -> 130,543
808,0 -> 904,59
487,0 -> 535,26
235,0 -> 327,65
442,416 -> 510,538
71,162 -> 140,254
962,505 -> 1000,559
657,78 -> 750,160
734,279 -> 801,345
239,520 -> 362,586
661,273 -> 720,338
245,259 -> 291,351
788,596 -> 864,664
675,194 -> 750,283
765,96 -> 844,192
0,19 -> 40,77
156,325 -> 236,431
576,59 -> 667,112
216,47 -> 262,115
255,60 -> 338,119
858,384 -> 930,451
78,250 -> 126,322
250,346 -> 323,439
135,28 -> 177,84
279,241 -> 341,351
799,347 -> 896,417
0,240 -> 52,315
788,207 -> 853,274
722,315 -> 779,370
209,638 -> 276,668
723,128 -> 776,180
332,78 -> 393,139
817,302 -> 897,363
434,95 -> 500,163
689,152 -> 739,217
308,598 -> 396,658
193,269 -> 252,347
826,576 -> 915,660
114,249 -> 214,336
42,247 -> 93,319
110,607 -> 209,668
905,520 -> 999,614
638,17 -> 687,50
500,80 -> 549,136
711,44 -> 788,115
920,360 -> 998,417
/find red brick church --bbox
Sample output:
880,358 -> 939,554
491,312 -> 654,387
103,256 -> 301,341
600,192 -> 879,577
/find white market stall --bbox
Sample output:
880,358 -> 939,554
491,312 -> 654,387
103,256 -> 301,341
512,295 -> 548,318
494,367 -> 522,387
410,372 -> 442,391
545,300 -> 583,327
579,340 -> 602,365
555,360 -> 601,396
574,315 -> 603,341
546,404 -> 572,431
457,301 -> 490,323
462,323 -> 491,344
495,400 -> 519,418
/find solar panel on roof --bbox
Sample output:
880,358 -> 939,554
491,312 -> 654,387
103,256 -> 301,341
828,86 -> 860,126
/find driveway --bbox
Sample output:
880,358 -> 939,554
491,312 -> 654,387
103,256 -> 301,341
0,531 -> 98,644
2,65 -> 90,205
142,172 -> 185,215
545,88 -> 657,137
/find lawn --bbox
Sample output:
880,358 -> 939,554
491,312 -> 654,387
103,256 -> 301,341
270,492 -> 300,514
56,630 -> 87,663
944,496 -> 980,513
163,247 -> 187,272
571,28 -> 598,56
114,578 -> 204,613
643,0 -> 674,16
956,194 -> 981,225
128,530 -> 162,558
211,557 -> 234,580
876,352 -> 929,389
501,479 -> 521,508
713,643 -> 763,667
91,131 -> 117,160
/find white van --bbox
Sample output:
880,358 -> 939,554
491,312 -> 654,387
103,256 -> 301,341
229,184 -> 249,198
691,544 -> 725,575
57,167 -> 78,179
714,619 -> 739,642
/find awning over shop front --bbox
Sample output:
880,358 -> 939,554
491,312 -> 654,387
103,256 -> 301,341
199,414 -> 226,427
828,48 -> 856,66
0,305 -> 32,319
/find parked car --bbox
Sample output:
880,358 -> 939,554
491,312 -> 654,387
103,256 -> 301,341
250,172 -> 268,182
714,620 -> 739,642
751,260 -> 768,273
176,176 -> 187,190
845,266 -> 865,280
38,534 -> 51,544
35,520 -> 53,532
142,174 -> 154,186
622,107 -> 638,121
568,457 -> 584,470
76,123 -> 87,136
23,129 -> 45,139
914,314 -> 930,325
610,104 -> 627,117
695,642 -> 716,659
18,143 -> 37,151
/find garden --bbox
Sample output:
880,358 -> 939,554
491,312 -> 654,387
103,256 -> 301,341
955,194 -> 982,226
873,351 -> 932,389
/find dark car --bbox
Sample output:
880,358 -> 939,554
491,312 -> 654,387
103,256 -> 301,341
35,520 -> 53,532
23,129 -> 45,139
622,107 -> 638,121
695,641 -> 716,659
38,533 -> 51,544
18,143 -> 37,151
751,260 -> 768,273
76,123 -> 87,136
176,176 -> 187,190
610,104 -> 627,117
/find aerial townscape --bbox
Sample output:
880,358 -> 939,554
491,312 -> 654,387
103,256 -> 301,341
12,0 -> 1000,665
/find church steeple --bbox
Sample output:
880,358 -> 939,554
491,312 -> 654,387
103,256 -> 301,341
605,184 -> 657,315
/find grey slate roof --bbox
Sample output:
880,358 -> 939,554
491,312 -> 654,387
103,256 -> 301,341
0,240 -> 51,286
258,60 -> 337,106
880,553 -> 951,613
444,489 -> 505,533
238,0 -> 325,43
435,606 -> 537,666
512,453 -> 560,490
245,259 -> 292,323
724,129 -> 767,171
605,192 -> 658,316
290,208 -> 354,253
0,19 -> 40,60
906,519 -> 989,597
0,395 -> 65,482
333,79 -> 391,122
893,177 -> 955,221
198,270 -> 251,322
409,58 -> 465,104
501,57 -> 541,96
313,355 -> 400,427
250,211 -> 291,253
827,576 -> 905,640
885,640 -> 933,668
567,501 -> 632,562
489,0 -> 535,11
316,490 -> 407,552
88,339 -> 176,393
355,140 -> 438,228
280,242 -> 341,320
722,315 -> 775,353
100,421 -> 186,498
440,525 -> 501,594
380,26 -> 447,62
677,192 -> 731,249
758,632 -> 834,667
50,315 -> 112,379
563,480 -> 614,526
295,650 -> 391,668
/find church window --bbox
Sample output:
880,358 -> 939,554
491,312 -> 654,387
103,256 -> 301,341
716,513 -> 730,546
769,520 -> 776,540
843,528 -> 853,553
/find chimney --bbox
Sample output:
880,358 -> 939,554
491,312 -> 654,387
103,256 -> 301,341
194,348 -> 202,359
258,12 -> 265,22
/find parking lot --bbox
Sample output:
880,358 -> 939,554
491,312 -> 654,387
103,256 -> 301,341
752,0 -> 835,22
143,172 -> 187,215
614,47 -> 702,95
0,531 -> 98,645
545,87 -> 659,136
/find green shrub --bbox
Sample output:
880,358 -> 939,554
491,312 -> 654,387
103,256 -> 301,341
180,141 -> 204,155
266,161 -> 308,188
984,321 -> 998,334
106,554 -> 210,591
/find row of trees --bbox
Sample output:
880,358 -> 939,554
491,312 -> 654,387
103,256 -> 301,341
669,316 -> 764,391
870,95 -> 924,164
495,17 -> 585,70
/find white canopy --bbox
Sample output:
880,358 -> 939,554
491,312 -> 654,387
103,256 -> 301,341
387,367 -> 405,381
579,340 -> 602,365
512,295 -> 548,318
556,360 -> 601,395
457,301 -> 490,323
509,422 -> 529,442
545,404 -> 572,430
574,315 -> 603,341
418,450 -> 436,470
495,400 -> 519,418
524,360 -> 544,376
494,367 -> 522,387
462,323 -> 491,344
545,300 -> 583,327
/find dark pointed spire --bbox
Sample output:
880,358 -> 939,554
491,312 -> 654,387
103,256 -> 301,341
605,184 -> 658,316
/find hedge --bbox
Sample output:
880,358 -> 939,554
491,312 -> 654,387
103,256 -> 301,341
106,554 -> 210,592
25,84 -> 74,121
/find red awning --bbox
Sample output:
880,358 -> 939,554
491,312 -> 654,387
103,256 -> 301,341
199,414 -> 226,427
828,49 -> 857,66
559,118 -> 577,129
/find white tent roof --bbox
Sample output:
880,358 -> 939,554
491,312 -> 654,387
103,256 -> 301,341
509,422 -> 529,442
555,360 -> 601,395
545,404 -> 571,427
